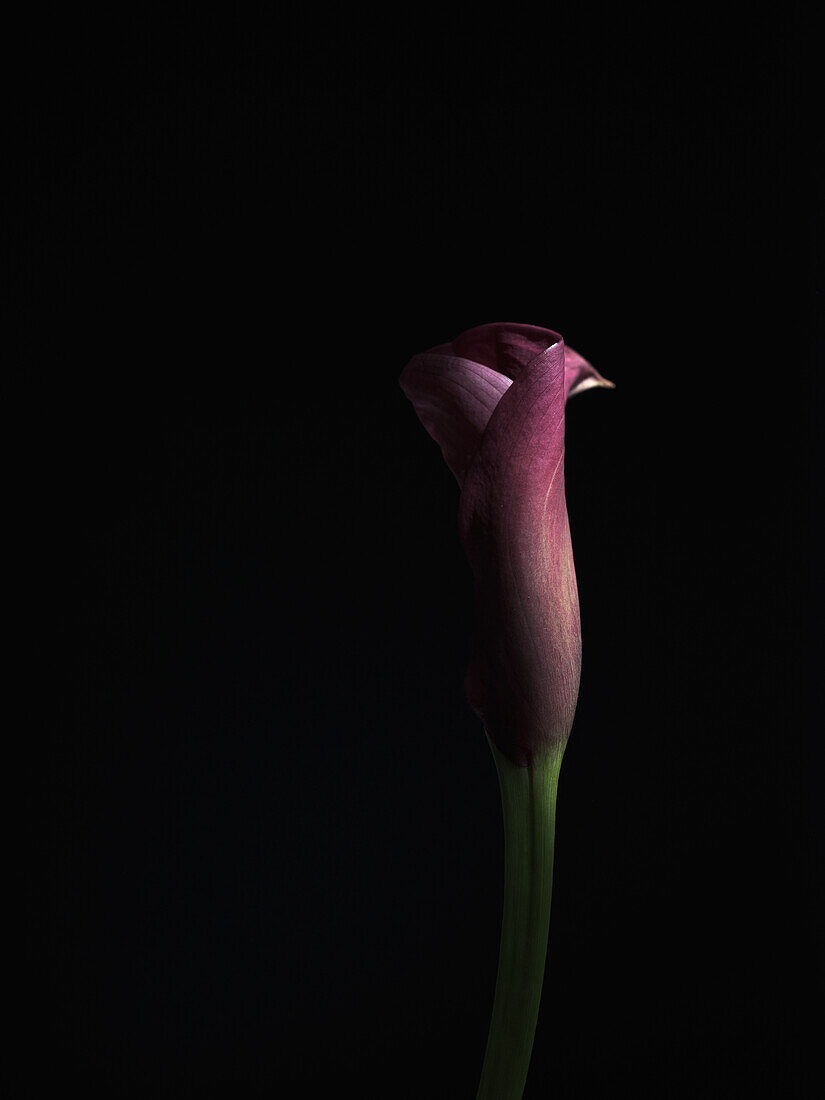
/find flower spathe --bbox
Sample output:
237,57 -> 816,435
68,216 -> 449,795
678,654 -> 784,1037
400,323 -> 612,766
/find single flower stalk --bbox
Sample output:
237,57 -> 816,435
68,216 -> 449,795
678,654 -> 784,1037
400,322 -> 612,1100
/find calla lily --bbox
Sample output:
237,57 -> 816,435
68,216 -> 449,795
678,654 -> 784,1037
400,322 -> 612,1100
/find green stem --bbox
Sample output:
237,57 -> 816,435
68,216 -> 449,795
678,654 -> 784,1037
476,735 -> 564,1100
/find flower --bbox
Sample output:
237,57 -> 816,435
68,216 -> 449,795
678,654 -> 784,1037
400,323 -> 612,766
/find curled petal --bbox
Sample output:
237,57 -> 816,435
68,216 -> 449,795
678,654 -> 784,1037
431,322 -> 562,381
401,325 -> 613,488
400,323 -> 612,764
399,353 -> 512,485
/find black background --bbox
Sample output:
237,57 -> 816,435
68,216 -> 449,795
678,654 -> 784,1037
17,7 -> 822,1099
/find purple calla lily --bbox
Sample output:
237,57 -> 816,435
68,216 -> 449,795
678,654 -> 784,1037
400,322 -> 612,765
401,322 -> 612,1099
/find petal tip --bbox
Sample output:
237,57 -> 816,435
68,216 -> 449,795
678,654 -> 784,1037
567,374 -> 616,399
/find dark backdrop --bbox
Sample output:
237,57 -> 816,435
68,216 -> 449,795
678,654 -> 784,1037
18,8 -> 821,1099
